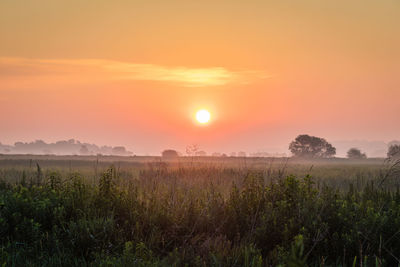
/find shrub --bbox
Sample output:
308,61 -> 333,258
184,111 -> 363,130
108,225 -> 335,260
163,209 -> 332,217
347,148 -> 367,159
161,149 -> 179,159
387,144 -> 400,159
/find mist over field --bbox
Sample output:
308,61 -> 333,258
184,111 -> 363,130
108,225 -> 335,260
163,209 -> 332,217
0,138 -> 397,158
1,0 -> 400,266
0,139 -> 132,156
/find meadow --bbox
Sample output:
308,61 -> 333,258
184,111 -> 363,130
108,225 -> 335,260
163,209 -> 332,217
1,154 -> 400,266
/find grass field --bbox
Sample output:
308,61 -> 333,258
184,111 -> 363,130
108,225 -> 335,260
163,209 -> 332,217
1,155 -> 400,266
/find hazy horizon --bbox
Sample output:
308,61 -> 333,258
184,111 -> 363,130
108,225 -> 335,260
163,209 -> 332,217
0,137 -> 397,158
1,1 -> 399,157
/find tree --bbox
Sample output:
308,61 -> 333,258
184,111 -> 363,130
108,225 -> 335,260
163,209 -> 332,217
347,148 -> 366,159
186,144 -> 199,156
195,150 -> 207,156
162,149 -> 179,158
238,151 -> 247,157
112,146 -> 129,156
387,144 -> 400,159
289,134 -> 336,158
388,140 -> 400,147
79,145 -> 90,155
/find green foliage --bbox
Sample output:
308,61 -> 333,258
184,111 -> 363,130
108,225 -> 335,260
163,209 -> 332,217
2,163 -> 400,266
286,235 -> 307,267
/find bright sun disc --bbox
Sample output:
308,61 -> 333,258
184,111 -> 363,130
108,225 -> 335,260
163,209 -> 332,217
196,109 -> 210,124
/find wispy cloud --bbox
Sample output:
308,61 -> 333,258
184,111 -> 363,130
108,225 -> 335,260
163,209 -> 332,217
0,58 -> 269,87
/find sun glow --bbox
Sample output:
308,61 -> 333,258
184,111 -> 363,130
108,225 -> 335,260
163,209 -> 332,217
196,109 -> 211,124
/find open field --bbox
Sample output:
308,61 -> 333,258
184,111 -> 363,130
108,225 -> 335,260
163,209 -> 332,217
0,154 -> 392,190
1,155 -> 400,266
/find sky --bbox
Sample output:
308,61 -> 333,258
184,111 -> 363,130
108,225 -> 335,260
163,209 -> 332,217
1,0 -> 399,156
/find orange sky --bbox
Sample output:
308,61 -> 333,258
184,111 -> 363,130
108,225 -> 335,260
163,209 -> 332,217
1,0 -> 399,155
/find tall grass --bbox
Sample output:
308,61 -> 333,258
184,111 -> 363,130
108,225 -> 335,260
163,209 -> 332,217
1,157 -> 400,266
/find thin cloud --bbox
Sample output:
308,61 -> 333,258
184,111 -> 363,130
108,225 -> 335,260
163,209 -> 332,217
0,58 -> 269,87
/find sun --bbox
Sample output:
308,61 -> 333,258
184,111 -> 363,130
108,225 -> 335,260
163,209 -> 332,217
196,109 -> 211,124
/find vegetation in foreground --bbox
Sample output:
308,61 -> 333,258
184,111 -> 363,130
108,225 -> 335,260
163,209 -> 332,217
1,160 -> 400,266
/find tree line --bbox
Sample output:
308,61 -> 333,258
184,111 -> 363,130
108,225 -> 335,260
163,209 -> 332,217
162,135 -> 400,159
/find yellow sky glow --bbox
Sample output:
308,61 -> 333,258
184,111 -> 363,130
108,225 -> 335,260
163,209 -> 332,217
0,0 -> 399,156
0,57 -> 268,87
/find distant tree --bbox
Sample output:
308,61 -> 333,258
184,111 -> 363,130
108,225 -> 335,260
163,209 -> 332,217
289,134 -> 336,158
79,145 -> 90,155
238,151 -> 247,157
195,151 -> 207,156
249,152 -> 271,157
388,140 -> 400,147
387,144 -> 400,159
347,148 -> 366,159
211,152 -> 222,157
112,146 -> 128,155
162,149 -> 179,158
186,144 -> 199,156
